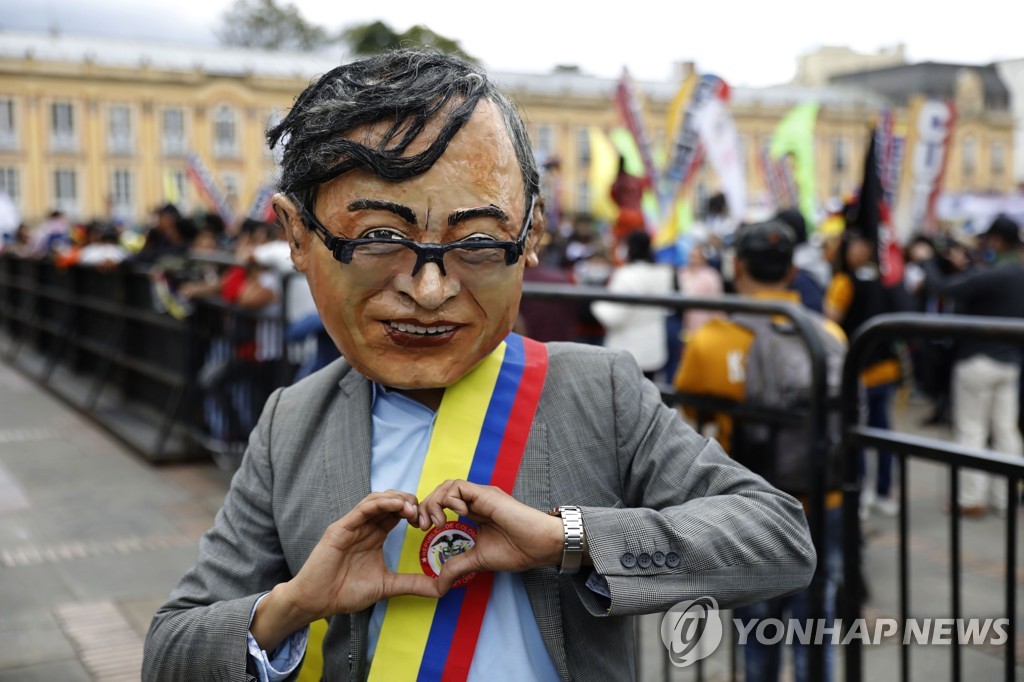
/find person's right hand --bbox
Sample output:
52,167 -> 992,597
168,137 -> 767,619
251,490 -> 448,651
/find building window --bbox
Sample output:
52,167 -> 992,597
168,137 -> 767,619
53,168 -> 78,214
108,105 -> 133,155
576,127 -> 591,166
992,141 -> 1005,176
51,102 -> 76,152
832,137 -> 848,172
111,168 -> 133,216
0,98 -> 16,150
962,135 -> 976,177
213,105 -> 238,158
577,179 -> 590,213
0,167 -> 18,203
535,124 -> 554,162
162,108 -> 186,156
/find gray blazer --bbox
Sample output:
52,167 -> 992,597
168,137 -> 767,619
144,342 -> 815,681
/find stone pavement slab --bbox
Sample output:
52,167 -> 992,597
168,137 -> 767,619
0,359 -> 228,678
0,659 -> 92,682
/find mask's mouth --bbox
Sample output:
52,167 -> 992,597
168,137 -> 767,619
386,321 -> 457,336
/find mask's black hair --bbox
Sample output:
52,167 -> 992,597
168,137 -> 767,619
267,49 -> 539,222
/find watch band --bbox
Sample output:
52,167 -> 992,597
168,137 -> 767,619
551,505 -> 584,575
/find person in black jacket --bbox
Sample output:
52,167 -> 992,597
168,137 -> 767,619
913,215 -> 1024,516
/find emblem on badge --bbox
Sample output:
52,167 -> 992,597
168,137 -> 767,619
420,520 -> 477,587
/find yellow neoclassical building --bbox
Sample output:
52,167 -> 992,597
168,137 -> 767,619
0,31 -> 1015,227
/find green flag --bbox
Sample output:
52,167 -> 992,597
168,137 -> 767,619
770,102 -> 819,230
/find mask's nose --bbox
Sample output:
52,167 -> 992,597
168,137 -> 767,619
394,260 -> 459,310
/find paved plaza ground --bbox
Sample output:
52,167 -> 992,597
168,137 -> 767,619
0,358 -> 1021,681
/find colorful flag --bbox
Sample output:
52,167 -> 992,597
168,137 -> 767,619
693,78 -> 746,224
587,126 -> 620,222
185,153 -> 235,225
892,97 -> 956,239
162,169 -> 181,205
875,110 -> 903,210
614,69 -> 661,204
664,75 -> 719,202
759,148 -> 797,210
770,102 -> 820,231
246,184 -> 277,222
854,125 -> 905,287
665,71 -> 699,156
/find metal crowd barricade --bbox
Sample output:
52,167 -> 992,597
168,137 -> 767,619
521,282 -> 832,682
841,313 -> 1024,682
0,253 -> 295,463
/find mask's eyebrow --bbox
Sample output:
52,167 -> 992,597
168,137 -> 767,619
448,204 -> 509,227
347,199 -> 417,225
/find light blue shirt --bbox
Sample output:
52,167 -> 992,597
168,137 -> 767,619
248,383 -> 559,681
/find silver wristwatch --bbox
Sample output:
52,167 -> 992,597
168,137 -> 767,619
550,505 -> 584,575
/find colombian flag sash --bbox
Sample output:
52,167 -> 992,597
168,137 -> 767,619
366,333 -> 548,682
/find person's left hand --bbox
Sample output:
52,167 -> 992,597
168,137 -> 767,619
416,480 -> 564,588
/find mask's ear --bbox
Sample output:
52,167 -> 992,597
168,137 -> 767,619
273,193 -> 311,272
523,195 -> 546,269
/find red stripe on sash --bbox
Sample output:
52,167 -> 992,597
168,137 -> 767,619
489,337 -> 548,493
439,572 -> 495,682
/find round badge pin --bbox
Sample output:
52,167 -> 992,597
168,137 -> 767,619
419,520 -> 477,587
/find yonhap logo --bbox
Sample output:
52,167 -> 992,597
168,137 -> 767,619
660,596 -> 723,667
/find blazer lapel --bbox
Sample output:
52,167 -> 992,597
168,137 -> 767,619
516,421 -> 570,680
323,365 -> 373,515
321,364 -> 373,680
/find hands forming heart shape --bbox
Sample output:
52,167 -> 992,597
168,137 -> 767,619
251,481 -> 565,652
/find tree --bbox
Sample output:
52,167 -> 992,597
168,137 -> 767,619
216,0 -> 336,52
341,21 -> 476,63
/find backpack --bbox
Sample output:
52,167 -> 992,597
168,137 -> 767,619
732,311 -> 847,496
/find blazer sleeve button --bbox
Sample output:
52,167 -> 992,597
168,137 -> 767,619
665,551 -> 681,568
652,551 -> 666,567
621,552 -> 637,568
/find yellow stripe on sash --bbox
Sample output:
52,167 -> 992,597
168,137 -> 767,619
366,342 -> 507,681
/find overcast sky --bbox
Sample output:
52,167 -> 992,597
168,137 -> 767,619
1,0 -> 1021,86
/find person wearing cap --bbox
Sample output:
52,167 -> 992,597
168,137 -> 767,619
675,219 -> 846,682
675,221 -> 844,448
913,215 -> 1024,517
143,50 -> 815,682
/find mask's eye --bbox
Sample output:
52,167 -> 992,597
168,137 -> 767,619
361,228 -> 406,240
460,233 -> 499,243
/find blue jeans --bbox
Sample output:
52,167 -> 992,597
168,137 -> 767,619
736,506 -> 842,682
860,383 -> 896,497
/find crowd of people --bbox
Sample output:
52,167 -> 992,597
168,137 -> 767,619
0,202 -> 338,461
530,187 -> 1024,681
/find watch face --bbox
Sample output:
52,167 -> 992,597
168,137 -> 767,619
419,520 -> 478,588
